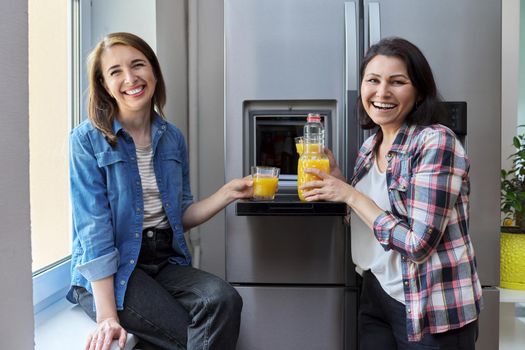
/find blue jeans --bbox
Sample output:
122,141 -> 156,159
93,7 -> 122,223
74,228 -> 242,350
358,270 -> 478,350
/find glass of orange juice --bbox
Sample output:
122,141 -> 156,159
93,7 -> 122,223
251,166 -> 280,200
295,136 -> 304,155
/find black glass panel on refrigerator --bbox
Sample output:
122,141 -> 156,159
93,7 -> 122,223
249,110 -> 331,180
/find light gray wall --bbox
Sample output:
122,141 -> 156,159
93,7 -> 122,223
91,0 -> 157,50
519,1 -> 525,128
194,0 -> 226,277
0,0 -> 34,347
503,0 -> 520,171
157,0 -> 188,135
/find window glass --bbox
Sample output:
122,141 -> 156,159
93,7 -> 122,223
29,0 -> 72,272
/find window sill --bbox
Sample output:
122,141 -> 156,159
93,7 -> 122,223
34,298 -> 138,350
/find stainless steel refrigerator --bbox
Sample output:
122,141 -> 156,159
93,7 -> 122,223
224,1 -> 501,349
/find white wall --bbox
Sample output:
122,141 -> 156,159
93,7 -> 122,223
0,1 -> 34,347
192,0 -> 227,277
503,0 -> 521,171
91,0 -> 157,51
156,0 -> 189,136
519,1 -> 525,128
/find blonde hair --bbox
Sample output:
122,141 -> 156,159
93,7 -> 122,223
86,32 -> 166,147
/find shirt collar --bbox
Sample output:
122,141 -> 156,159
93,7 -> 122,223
111,112 -> 167,136
112,117 -> 124,135
365,122 -> 417,156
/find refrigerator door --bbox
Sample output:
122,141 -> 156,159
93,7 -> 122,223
225,0 -> 347,185
225,0 -> 350,285
227,216 -> 345,284
363,0 -> 501,287
235,286 -> 351,350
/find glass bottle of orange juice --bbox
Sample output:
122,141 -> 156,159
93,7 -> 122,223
297,114 -> 330,201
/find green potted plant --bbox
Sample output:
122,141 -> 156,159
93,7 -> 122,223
500,127 -> 525,290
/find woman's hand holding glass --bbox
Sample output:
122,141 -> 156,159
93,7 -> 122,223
222,176 -> 254,201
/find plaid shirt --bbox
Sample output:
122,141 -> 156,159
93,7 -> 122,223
351,123 -> 482,342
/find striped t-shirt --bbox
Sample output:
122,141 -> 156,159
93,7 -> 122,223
136,144 -> 170,229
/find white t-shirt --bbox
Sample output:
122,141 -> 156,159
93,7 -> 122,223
351,159 -> 405,304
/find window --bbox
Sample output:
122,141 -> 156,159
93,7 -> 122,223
29,0 -> 72,273
30,0 -> 84,312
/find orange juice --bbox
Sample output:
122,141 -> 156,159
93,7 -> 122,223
295,142 -> 304,155
253,176 -> 279,200
297,158 -> 330,201
295,143 -> 321,156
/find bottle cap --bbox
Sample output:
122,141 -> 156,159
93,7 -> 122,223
307,113 -> 321,123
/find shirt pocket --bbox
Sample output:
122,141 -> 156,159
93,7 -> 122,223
95,150 -> 127,168
160,151 -> 184,188
388,174 -> 409,217
94,150 -> 129,194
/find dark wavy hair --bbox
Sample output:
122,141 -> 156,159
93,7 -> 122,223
86,32 -> 166,147
357,37 -> 448,129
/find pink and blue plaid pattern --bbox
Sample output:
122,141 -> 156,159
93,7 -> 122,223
351,123 -> 482,342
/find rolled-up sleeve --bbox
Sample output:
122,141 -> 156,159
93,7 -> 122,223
373,129 -> 468,263
76,248 -> 119,281
70,130 -> 118,281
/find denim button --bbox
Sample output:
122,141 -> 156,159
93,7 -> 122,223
135,232 -> 140,238
120,280 -> 125,285
130,259 -> 135,264
146,230 -> 154,238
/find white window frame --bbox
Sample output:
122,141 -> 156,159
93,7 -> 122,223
33,0 -> 90,314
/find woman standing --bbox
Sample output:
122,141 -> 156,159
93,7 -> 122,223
66,32 -> 252,350
302,37 -> 481,349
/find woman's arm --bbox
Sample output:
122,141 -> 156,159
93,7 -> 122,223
372,129 -> 468,263
182,177 -> 253,231
70,130 -> 125,349
85,277 -> 127,350
300,169 -> 383,228
303,128 -> 468,264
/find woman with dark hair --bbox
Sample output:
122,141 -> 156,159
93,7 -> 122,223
302,37 -> 481,349
67,32 -> 252,350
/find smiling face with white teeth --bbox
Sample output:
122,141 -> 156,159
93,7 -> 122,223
360,54 -> 418,135
100,44 -> 157,119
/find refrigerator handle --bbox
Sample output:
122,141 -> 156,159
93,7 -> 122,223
344,2 -> 359,179
368,2 -> 381,47
344,2 -> 358,91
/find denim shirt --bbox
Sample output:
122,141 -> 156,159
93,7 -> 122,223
66,114 -> 193,310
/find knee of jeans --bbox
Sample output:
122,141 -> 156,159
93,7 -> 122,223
207,283 -> 243,313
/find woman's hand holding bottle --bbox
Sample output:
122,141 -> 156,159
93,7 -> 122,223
324,147 -> 345,181
300,168 -> 354,204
